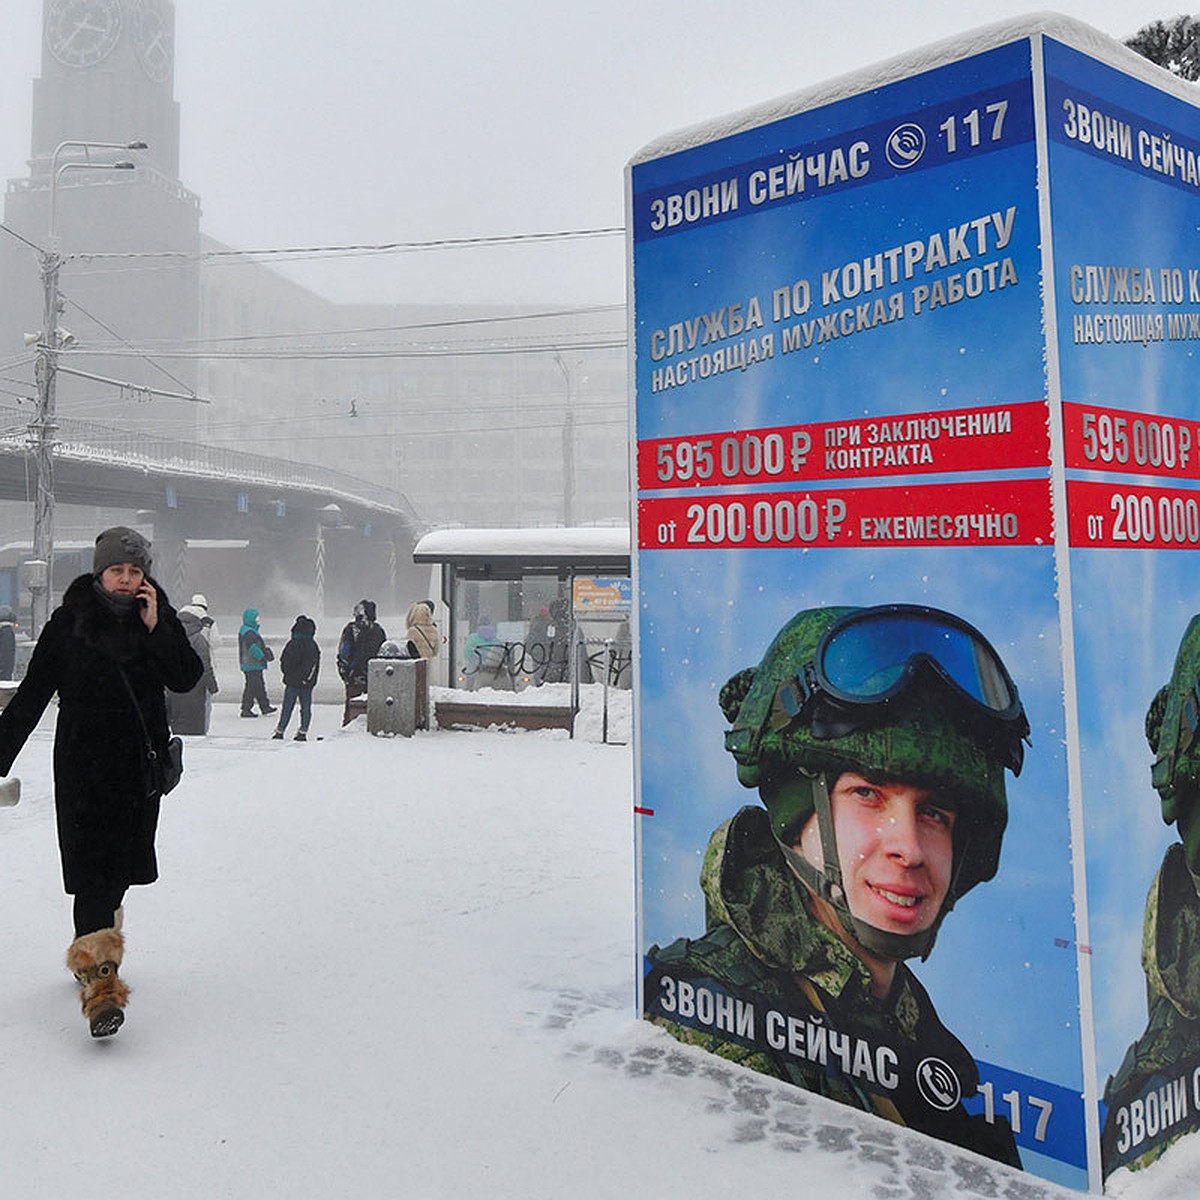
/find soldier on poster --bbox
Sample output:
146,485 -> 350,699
1102,613 -> 1200,1173
644,603 -> 1029,1165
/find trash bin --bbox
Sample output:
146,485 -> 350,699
367,657 -> 427,737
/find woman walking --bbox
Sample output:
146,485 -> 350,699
0,527 -> 202,1037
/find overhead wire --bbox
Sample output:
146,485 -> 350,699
81,302 -> 627,349
66,338 -> 626,361
0,221 -> 42,253
6,218 -> 628,375
58,286 -> 198,396
1,220 -> 630,468
195,415 -> 627,449
73,226 -> 626,265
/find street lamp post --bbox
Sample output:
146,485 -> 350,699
553,351 -> 576,527
29,139 -> 145,637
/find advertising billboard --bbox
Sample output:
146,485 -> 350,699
627,15 -> 1200,1192
1043,36 -> 1200,1180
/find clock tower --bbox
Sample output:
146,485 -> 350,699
35,0 -> 182,180
1,0 -> 201,431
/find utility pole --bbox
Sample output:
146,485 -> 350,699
554,351 -> 577,526
28,140 -> 144,637
29,237 -> 62,637
562,407 -> 576,526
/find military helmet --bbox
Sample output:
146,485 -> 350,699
1147,612 -> 1200,827
722,604 -> 1028,908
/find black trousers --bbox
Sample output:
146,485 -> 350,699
342,677 -> 367,725
73,888 -> 126,938
241,670 -> 272,714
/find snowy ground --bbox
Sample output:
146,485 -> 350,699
0,696 -> 1194,1198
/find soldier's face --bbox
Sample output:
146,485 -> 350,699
798,772 -> 956,939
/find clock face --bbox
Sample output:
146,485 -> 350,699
131,0 -> 173,83
45,0 -> 123,69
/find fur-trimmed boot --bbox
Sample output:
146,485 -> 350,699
66,928 -> 129,1038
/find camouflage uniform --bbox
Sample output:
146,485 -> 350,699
644,604 -> 1033,1165
1100,613 -> 1200,1174
646,805 -> 1020,1165
1101,842 -> 1200,1172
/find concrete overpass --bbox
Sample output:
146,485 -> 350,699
0,406 -> 428,620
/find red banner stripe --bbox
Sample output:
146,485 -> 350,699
637,402 -> 1049,491
638,478 -> 1052,549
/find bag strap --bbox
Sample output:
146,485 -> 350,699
116,667 -> 159,768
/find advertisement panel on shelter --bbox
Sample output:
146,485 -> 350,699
1042,38 -> 1200,1180
629,35 -> 1086,1190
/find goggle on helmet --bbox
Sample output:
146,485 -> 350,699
721,605 -> 1030,947
780,603 -> 1027,771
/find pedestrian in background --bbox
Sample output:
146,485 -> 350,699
0,526 -> 201,1037
238,606 -> 275,717
167,600 -> 219,734
337,599 -> 386,725
404,600 -> 439,660
273,615 -> 320,742
0,606 -> 17,680
188,593 -> 218,646
464,618 -> 511,691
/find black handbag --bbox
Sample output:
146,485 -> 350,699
119,669 -> 184,796
158,735 -> 185,794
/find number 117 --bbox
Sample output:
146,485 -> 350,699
939,101 -> 1009,152
977,1081 -> 1053,1142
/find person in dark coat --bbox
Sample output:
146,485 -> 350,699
336,599 -> 386,725
0,606 -> 17,680
166,603 -> 218,735
0,527 -> 202,1038
273,614 -> 320,741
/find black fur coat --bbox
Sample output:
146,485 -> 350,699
0,574 -> 202,893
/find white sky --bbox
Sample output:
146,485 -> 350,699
0,2 -> 1185,306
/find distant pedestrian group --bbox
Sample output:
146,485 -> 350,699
170,596 -> 434,737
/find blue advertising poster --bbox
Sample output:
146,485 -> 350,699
1042,38 -> 1200,1180
629,31 -> 1090,1190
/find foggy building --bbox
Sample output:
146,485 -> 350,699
0,0 -> 629,538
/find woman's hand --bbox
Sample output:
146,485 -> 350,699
136,582 -> 158,632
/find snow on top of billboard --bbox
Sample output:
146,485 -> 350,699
412,525 -> 630,562
627,12 -> 1194,167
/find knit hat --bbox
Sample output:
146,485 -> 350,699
93,527 -> 152,576
190,593 -> 208,611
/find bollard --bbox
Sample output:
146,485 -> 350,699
366,657 -> 426,737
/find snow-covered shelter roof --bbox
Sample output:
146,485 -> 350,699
413,526 -> 630,569
628,12 -> 1196,167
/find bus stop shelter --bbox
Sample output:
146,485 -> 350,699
412,526 -> 631,692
